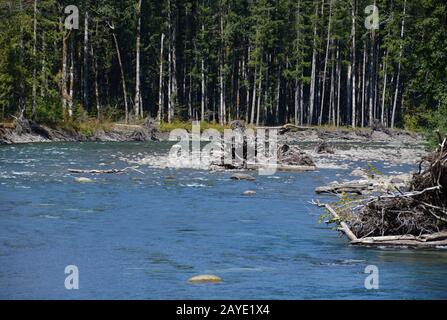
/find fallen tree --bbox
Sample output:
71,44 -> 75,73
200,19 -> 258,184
68,167 -> 144,174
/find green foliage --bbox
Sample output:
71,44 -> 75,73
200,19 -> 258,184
365,163 -> 382,178
0,0 -> 445,135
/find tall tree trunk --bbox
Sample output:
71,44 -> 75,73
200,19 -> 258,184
294,80 -> 299,126
157,33 -> 165,124
350,0 -> 357,128
109,26 -> 129,123
32,0 -> 38,119
256,66 -> 262,126
61,26 -> 69,114
18,0 -> 25,118
68,33 -> 74,118
369,24 -> 376,127
134,0 -> 142,120
381,51 -> 389,126
219,10 -> 226,125
275,67 -> 281,125
336,42 -> 341,127
308,3 -> 318,125
361,42 -> 366,127
318,0 -> 333,126
91,43 -> 101,120
250,68 -> 257,125
329,47 -> 335,126
168,47 -> 172,123
83,10 -> 89,111
201,56 -> 205,122
391,0 -> 406,129
41,33 -> 46,97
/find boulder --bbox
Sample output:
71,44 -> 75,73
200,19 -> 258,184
188,275 -> 222,284
231,173 -> 256,181
350,168 -> 366,177
75,177 -> 94,183
243,190 -> 257,196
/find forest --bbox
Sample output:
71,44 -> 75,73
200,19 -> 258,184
0,0 -> 446,132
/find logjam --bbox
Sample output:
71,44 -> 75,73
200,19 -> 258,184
321,133 -> 447,248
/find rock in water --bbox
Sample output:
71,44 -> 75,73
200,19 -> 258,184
230,173 -> 256,181
188,275 -> 223,284
350,169 -> 366,177
75,177 -> 93,183
243,190 -> 257,196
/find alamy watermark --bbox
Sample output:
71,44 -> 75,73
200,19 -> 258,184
168,122 -> 278,175
65,265 -> 79,290
364,265 -> 379,290
365,5 -> 380,30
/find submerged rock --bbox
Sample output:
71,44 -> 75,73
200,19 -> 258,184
75,177 -> 94,183
188,275 -> 223,284
350,169 -> 367,177
231,173 -> 256,181
243,190 -> 257,196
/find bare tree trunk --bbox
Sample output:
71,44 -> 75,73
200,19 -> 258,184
318,0 -> 333,126
336,43 -> 341,127
134,0 -> 142,120
18,0 -> 25,118
300,73 -> 304,125
361,42 -> 366,127
219,10 -> 226,125
110,27 -> 129,123
32,0 -> 38,119
244,54 -> 250,122
157,33 -> 165,124
68,33 -> 74,118
350,0 -> 357,128
369,26 -> 376,127
295,0 -> 302,126
90,24 -> 101,120
61,27 -> 69,114
391,0 -> 406,129
250,68 -> 257,125
294,80 -> 299,125
329,47 -> 335,126
275,68 -> 281,125
308,3 -> 318,125
256,66 -> 262,126
168,47 -> 172,123
201,56 -> 205,121
83,10 -> 89,111
41,33 -> 46,97
381,51 -> 388,126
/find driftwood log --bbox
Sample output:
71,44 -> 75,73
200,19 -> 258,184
68,167 -> 144,174
315,182 -> 373,195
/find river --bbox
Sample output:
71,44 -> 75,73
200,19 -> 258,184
1,142 -> 446,299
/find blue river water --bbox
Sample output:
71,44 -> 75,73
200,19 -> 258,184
0,142 -> 446,300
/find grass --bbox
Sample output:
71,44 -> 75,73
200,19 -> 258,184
159,120 -> 230,133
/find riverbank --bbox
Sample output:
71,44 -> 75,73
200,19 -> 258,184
1,119 -> 424,146
0,118 -> 160,145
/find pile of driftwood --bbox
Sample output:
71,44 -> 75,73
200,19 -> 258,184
325,134 -> 447,247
